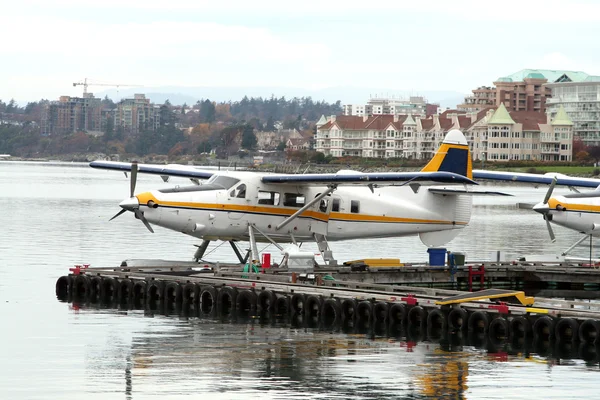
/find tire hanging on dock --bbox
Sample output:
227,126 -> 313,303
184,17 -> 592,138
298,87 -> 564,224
426,309 -> 447,339
72,275 -> 90,301
132,280 -> 147,306
555,318 -> 579,343
164,282 -> 183,308
509,316 -> 532,340
257,290 -> 277,314
290,293 -> 305,314
388,303 -> 406,326
407,306 -> 427,329
447,307 -> 468,331
341,299 -> 358,325
101,277 -> 119,304
146,280 -> 165,308
373,302 -> 389,324
236,290 -> 258,315
322,298 -> 342,327
273,294 -> 289,317
533,316 -> 556,341
579,319 -> 600,343
118,279 -> 133,305
199,285 -> 218,315
468,311 -> 489,334
488,317 -> 509,343
55,276 -> 70,301
304,295 -> 322,319
182,283 -> 199,307
218,286 -> 237,315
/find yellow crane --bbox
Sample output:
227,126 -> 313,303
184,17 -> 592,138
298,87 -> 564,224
72,78 -> 142,96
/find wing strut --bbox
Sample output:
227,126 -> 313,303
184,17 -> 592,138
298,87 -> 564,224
276,186 -> 336,231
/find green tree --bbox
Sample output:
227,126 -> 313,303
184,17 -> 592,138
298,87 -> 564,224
199,99 -> 216,123
241,124 -> 257,149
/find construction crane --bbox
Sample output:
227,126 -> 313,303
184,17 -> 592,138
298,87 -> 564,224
72,78 -> 142,96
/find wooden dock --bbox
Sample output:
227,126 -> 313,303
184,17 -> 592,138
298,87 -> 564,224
56,260 -> 600,351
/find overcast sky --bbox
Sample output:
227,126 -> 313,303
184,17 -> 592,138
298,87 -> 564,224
3,0 -> 600,104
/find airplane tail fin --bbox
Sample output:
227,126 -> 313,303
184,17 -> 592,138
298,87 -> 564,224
421,129 -> 472,179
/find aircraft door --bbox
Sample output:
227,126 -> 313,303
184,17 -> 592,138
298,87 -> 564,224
310,192 -> 332,236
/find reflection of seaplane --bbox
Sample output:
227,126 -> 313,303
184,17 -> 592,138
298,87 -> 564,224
473,170 -> 600,256
91,130 -> 505,265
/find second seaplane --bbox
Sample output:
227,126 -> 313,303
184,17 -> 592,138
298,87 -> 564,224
91,130 -> 505,265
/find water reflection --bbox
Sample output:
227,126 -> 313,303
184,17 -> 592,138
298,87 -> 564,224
64,299 -> 600,399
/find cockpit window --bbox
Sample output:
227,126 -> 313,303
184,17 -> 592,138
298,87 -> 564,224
205,175 -> 240,189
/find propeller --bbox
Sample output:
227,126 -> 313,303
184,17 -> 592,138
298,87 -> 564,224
535,177 -> 558,242
109,161 -> 154,233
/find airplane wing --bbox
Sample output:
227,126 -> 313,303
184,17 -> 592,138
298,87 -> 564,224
261,171 -> 477,186
472,169 -> 600,189
89,161 -> 216,180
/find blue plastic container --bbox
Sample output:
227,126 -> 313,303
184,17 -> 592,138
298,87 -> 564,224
427,248 -> 446,266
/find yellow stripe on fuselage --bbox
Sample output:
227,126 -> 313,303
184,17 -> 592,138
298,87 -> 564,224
136,192 -> 467,225
548,198 -> 600,213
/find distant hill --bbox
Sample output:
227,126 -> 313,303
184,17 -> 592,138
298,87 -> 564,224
97,86 -> 467,110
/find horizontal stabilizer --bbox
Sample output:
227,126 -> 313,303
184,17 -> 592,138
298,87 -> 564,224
473,170 -> 600,189
428,188 -> 512,196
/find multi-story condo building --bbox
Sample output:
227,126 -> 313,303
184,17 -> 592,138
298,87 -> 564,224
545,78 -> 600,146
343,96 -> 438,118
316,105 -> 573,162
472,104 -> 573,162
458,69 -> 591,113
41,93 -> 104,135
115,94 -> 160,135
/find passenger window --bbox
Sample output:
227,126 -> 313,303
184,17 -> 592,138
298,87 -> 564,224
258,190 -> 280,205
235,184 -> 246,199
332,198 -> 340,212
283,193 -> 305,207
351,200 -> 360,213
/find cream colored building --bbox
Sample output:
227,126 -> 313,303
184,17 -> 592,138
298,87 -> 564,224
316,105 -> 574,162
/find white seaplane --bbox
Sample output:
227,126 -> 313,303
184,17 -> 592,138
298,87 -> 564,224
473,169 -> 600,256
91,130 -> 505,265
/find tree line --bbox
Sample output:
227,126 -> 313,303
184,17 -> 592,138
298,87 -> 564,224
0,96 -> 342,159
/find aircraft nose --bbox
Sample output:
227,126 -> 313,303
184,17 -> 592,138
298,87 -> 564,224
119,196 -> 139,212
532,201 -> 549,215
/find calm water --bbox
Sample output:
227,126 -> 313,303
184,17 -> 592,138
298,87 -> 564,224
1,161 -> 599,400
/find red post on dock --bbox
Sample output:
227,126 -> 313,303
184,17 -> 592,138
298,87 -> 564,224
468,265 -> 485,292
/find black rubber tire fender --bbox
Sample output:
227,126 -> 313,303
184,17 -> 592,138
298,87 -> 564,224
117,278 -> 133,304
533,316 -> 556,341
290,293 -> 305,314
199,285 -> 218,313
132,280 -> 147,304
341,299 -> 358,323
468,311 -> 489,334
447,307 -> 468,331
182,283 -> 199,306
146,280 -> 165,304
388,303 -> 406,325
407,306 -> 427,328
357,301 -> 373,324
101,277 -> 119,304
373,302 -> 389,323
218,286 -> 237,314
257,290 -> 277,313
273,294 -> 289,316
579,319 -> 600,343
237,289 -> 258,313
164,282 -> 183,306
55,276 -> 70,300
488,317 -> 509,342
509,316 -> 532,339
304,295 -> 323,318
555,318 -> 579,343
322,298 -> 342,325
427,308 -> 447,332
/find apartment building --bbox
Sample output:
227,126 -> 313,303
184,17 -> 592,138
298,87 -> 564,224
41,93 -> 104,135
316,105 -> 573,162
115,94 -> 160,135
545,78 -> 600,146
343,96 -> 438,118
458,69 -> 591,113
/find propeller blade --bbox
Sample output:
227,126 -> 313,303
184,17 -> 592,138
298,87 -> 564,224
543,177 -> 558,205
546,219 -> 556,242
109,208 -> 127,221
130,161 -> 138,198
134,209 -> 154,233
